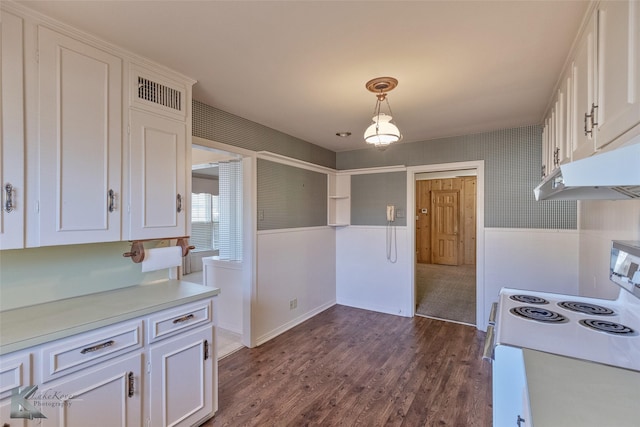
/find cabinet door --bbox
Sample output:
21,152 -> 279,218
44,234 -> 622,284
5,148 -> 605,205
560,72 -> 573,165
0,351 -> 31,426
571,12 -> 598,161
596,0 -> 640,147
37,26 -> 122,246
129,109 -> 186,239
493,345 -> 531,427
0,11 -> 25,249
36,353 -> 142,427
149,326 -> 215,427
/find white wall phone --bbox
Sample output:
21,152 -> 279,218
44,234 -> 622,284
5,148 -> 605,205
385,204 -> 397,263
386,205 -> 395,222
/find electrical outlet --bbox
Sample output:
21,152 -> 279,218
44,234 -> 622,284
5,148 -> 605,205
289,298 -> 297,310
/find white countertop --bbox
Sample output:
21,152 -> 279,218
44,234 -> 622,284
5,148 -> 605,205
524,349 -> 640,427
0,280 -> 220,355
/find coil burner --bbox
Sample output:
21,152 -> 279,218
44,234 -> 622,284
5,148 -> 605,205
510,306 -> 568,323
579,319 -> 637,336
509,295 -> 549,305
558,301 -> 615,316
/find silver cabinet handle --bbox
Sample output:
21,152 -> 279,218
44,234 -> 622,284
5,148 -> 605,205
80,340 -> 115,354
176,193 -> 183,213
172,313 -> 195,324
489,302 -> 498,325
4,183 -> 14,213
482,325 -> 495,361
108,189 -> 116,213
584,103 -> 598,136
128,372 -> 134,398
584,111 -> 592,136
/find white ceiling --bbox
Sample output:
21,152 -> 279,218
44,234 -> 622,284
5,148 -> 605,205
18,0 -> 589,152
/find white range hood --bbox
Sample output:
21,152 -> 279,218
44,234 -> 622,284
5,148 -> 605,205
534,141 -> 640,201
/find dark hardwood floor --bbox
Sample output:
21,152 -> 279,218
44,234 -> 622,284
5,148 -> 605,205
203,305 -> 492,426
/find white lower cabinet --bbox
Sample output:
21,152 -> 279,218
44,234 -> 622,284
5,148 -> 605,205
493,345 -> 531,427
0,350 -> 31,426
0,297 -> 217,427
37,353 -> 142,427
149,326 -> 215,427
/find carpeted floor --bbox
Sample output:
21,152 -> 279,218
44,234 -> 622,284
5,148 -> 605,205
416,263 -> 476,325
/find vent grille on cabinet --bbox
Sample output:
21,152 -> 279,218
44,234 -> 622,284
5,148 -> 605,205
137,76 -> 182,112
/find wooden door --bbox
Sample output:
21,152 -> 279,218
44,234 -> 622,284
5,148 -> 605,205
431,190 -> 460,265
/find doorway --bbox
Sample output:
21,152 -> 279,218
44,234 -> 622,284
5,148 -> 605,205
184,138 -> 257,354
408,162 -> 485,327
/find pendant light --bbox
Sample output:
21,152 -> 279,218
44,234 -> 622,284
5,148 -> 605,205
364,77 -> 402,150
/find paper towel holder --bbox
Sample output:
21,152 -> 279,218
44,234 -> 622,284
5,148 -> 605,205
123,237 -> 195,263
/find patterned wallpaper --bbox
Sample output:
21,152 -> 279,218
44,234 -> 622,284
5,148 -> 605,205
193,100 -> 335,169
257,159 -> 327,230
193,99 -> 575,230
338,126 -> 577,229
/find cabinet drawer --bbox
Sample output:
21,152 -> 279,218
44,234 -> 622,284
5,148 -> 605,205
147,299 -> 212,344
0,351 -> 31,401
40,320 -> 143,383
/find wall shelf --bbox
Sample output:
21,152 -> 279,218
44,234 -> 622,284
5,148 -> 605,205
328,174 -> 350,227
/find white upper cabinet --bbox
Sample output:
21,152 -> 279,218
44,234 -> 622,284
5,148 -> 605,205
543,0 -> 640,169
127,66 -> 191,240
571,11 -> 598,161
36,26 -> 122,246
129,109 -> 187,240
0,2 -> 195,249
595,0 -> 640,148
0,11 -> 26,249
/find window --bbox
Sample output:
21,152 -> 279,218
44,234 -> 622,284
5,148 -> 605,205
191,193 -> 219,252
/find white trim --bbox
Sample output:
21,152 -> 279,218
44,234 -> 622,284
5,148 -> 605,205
484,227 -> 579,234
255,301 -> 336,346
193,136 -> 255,157
192,137 -> 258,348
406,160 -> 485,329
257,226 -> 332,235
341,225 -> 407,230
257,151 -> 334,174
340,165 -> 407,175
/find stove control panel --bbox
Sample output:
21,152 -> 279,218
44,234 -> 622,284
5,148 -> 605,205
610,241 -> 640,298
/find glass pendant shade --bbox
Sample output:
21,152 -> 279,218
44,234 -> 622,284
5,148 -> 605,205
364,113 -> 401,147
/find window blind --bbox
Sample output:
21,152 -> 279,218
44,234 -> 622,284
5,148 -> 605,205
218,160 -> 243,261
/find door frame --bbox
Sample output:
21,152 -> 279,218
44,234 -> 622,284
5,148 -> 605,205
193,136 -> 257,347
406,160 -> 486,328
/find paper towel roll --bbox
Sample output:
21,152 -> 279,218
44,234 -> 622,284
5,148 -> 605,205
141,246 -> 183,272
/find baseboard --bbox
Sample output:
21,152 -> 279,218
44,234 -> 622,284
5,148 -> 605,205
336,297 -> 412,318
255,300 -> 336,346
